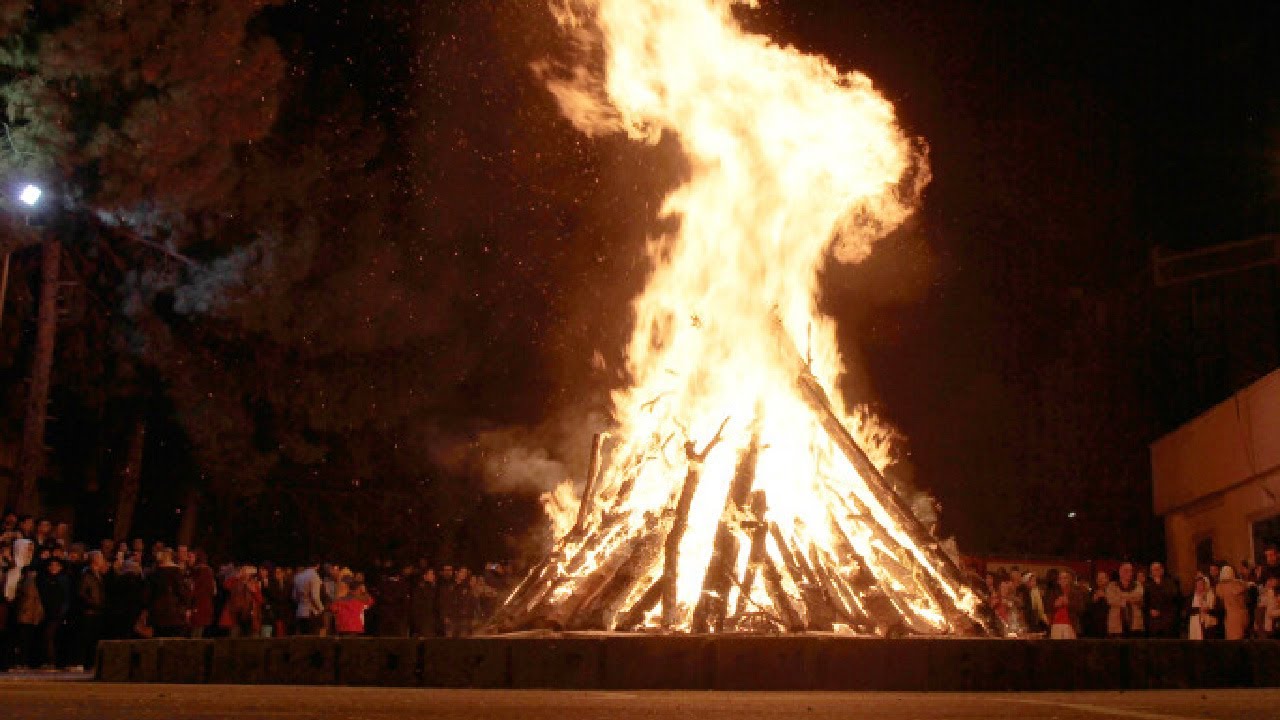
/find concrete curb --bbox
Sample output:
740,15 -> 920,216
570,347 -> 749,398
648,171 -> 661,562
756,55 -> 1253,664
95,637 -> 1278,689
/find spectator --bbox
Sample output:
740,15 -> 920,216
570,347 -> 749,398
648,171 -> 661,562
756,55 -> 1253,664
1044,569 -> 1084,639
1106,562 -> 1144,637
219,565 -> 263,638
188,551 -> 217,638
332,581 -> 374,636
374,565 -> 412,638
1144,562 -> 1181,638
411,568 -> 440,637
105,556 -> 145,640
36,557 -> 69,669
292,561 -> 325,635
450,567 -> 477,638
145,549 -> 190,638
77,551 -> 108,672
33,519 -> 52,548
1262,545 -> 1280,584
1215,565 -> 1249,640
1259,577 -> 1280,639
264,566 -> 292,638
53,523 -> 71,550
14,567 -> 43,669
1187,574 -> 1220,640
1017,572 -> 1048,634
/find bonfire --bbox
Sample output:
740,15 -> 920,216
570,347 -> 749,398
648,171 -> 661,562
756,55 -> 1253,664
495,0 -> 992,637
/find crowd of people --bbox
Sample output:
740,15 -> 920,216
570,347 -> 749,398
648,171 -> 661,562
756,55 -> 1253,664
983,547 -> 1280,640
0,512 -> 515,672
6,509 -> 1280,673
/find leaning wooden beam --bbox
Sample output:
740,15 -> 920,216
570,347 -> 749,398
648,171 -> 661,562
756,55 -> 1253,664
571,432 -> 608,536
660,417 -> 729,626
691,426 -> 760,633
778,337 -> 984,633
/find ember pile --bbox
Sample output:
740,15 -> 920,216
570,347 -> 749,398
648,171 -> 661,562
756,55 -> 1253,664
494,0 -> 991,636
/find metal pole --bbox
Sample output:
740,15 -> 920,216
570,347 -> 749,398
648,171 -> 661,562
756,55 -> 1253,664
0,251 -> 10,332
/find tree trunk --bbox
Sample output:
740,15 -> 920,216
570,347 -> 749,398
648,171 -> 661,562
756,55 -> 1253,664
14,239 -> 61,515
176,484 -> 200,547
112,417 -> 146,542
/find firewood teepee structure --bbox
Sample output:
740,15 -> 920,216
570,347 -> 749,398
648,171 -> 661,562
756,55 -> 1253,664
493,0 -> 993,636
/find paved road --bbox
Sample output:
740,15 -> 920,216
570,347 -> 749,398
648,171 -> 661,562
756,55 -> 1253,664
0,685 -> 1275,720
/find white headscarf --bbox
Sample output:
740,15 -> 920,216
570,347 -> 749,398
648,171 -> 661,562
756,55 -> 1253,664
4,538 -> 33,601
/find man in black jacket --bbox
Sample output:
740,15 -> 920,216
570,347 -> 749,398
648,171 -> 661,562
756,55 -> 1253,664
1145,562 -> 1183,638
37,558 -> 70,669
410,568 -> 440,637
77,551 -> 109,670
374,565 -> 413,638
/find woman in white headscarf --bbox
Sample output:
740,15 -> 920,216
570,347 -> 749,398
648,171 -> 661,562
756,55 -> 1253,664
1187,574 -> 1218,640
1216,565 -> 1249,640
4,538 -> 33,601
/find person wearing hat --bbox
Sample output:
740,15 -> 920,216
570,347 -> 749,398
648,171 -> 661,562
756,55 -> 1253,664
1018,572 -> 1048,635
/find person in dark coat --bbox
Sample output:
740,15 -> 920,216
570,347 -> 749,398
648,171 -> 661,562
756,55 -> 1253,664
1083,570 -> 1111,638
374,565 -> 413,637
77,551 -> 108,671
37,557 -> 70,669
449,567 -> 477,638
410,568 -> 440,637
1144,562 -> 1182,638
187,551 -> 217,638
105,556 -> 146,639
145,550 -> 191,637
437,565 -> 459,637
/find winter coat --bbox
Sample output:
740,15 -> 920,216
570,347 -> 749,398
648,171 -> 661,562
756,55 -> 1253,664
1106,580 -> 1144,634
188,564 -> 217,628
1144,576 -> 1182,636
263,578 -> 291,625
293,568 -> 324,618
1043,584 -> 1086,635
373,571 -> 409,632
333,593 -> 374,634
219,577 -> 263,631
37,571 -> 70,623
146,565 -> 191,628
16,574 -> 43,625
79,570 -> 106,616
1216,578 -> 1249,640
1083,588 -> 1110,638
106,570 -> 146,632
410,580 -> 440,637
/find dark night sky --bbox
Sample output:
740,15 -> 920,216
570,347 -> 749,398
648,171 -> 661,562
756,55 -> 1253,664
268,0 -> 1279,558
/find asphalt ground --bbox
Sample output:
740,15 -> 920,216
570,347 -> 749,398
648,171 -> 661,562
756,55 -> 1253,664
0,685 -> 1274,720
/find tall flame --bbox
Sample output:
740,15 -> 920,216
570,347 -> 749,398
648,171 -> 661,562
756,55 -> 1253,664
517,0 -> 981,634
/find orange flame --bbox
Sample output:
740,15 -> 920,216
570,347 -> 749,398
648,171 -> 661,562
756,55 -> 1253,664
529,0 -> 979,634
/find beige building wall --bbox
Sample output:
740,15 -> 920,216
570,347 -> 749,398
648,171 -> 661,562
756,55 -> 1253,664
1151,369 -> 1280,588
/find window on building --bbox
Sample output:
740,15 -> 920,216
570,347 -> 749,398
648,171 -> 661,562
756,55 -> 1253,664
1252,514 -> 1280,564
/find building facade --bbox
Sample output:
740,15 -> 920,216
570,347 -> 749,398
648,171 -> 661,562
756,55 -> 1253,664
1151,368 -> 1280,587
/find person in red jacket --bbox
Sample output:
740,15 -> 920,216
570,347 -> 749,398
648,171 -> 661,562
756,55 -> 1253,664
332,582 -> 374,636
219,564 -> 263,637
187,551 -> 217,637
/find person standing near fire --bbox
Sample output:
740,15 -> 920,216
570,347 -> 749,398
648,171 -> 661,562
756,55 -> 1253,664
1044,569 -> 1085,639
1144,562 -> 1181,638
1106,562 -> 1144,637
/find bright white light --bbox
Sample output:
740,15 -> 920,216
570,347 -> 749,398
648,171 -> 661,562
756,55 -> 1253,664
1067,511 -> 1077,519
18,184 -> 41,207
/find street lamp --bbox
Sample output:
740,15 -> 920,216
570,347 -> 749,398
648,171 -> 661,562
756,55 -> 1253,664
2,183 -> 49,332
18,183 -> 42,207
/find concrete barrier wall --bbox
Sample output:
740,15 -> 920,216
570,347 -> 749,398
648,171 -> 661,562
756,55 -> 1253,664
96,637 -> 1279,690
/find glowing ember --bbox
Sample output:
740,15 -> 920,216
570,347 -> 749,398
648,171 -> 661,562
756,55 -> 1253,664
502,0 -> 989,635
